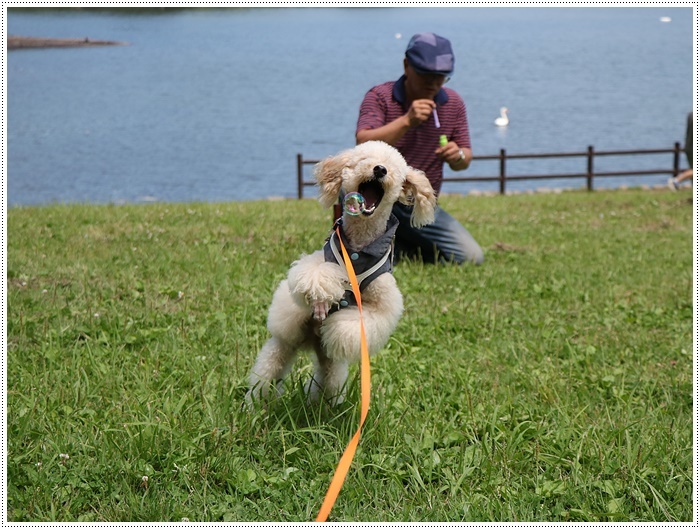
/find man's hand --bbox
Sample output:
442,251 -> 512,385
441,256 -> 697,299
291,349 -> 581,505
406,99 -> 436,128
436,141 -> 471,170
436,140 -> 460,163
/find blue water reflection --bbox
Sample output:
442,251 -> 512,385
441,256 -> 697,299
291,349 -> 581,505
7,7 -> 694,205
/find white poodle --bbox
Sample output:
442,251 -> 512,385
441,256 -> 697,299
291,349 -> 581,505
245,141 -> 436,406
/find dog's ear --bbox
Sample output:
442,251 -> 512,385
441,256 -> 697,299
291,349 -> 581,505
314,152 -> 349,209
400,167 -> 437,227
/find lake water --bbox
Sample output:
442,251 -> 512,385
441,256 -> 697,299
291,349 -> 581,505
7,7 -> 694,206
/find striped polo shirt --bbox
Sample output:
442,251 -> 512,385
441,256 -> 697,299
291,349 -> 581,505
356,75 -> 471,194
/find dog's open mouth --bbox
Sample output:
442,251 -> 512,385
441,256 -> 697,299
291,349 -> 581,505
357,179 -> 384,216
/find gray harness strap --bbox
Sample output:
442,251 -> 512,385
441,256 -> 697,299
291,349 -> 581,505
327,232 -> 392,286
324,214 -> 399,313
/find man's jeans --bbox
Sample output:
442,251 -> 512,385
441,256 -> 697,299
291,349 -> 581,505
392,203 -> 484,265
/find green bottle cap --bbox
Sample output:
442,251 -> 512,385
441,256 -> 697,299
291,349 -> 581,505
439,135 -> 448,147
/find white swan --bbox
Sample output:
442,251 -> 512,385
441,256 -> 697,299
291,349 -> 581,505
494,107 -> 509,127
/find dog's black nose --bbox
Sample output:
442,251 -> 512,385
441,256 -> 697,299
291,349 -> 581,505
373,165 -> 387,179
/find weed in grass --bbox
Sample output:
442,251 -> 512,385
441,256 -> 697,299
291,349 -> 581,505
7,190 -> 692,521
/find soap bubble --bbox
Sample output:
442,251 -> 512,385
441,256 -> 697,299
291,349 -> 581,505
343,192 -> 365,216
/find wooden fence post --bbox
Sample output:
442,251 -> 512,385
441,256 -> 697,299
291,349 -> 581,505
673,142 -> 681,176
586,145 -> 594,191
499,149 -> 506,194
297,153 -> 304,199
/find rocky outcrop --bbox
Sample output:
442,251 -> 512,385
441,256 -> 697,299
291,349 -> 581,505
8,35 -> 126,50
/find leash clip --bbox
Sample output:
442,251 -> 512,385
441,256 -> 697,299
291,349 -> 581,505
325,217 -> 343,243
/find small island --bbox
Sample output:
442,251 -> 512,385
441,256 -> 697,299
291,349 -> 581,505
8,35 -> 127,50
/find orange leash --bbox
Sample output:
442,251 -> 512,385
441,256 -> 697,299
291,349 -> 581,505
315,227 -> 371,522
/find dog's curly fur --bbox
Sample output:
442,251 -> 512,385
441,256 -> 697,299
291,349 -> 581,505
245,141 -> 436,406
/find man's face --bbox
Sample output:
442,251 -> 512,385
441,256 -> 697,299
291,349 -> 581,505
403,59 -> 449,101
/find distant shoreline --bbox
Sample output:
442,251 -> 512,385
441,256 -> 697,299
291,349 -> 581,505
7,35 -> 126,50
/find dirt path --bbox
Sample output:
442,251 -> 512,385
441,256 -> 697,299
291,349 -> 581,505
8,35 -> 126,50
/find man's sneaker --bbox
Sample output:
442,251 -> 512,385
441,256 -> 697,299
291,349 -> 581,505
668,177 -> 679,190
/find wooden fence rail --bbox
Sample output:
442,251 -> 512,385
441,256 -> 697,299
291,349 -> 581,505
297,143 -> 684,198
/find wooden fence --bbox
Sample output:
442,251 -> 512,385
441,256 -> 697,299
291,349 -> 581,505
296,143 -> 684,198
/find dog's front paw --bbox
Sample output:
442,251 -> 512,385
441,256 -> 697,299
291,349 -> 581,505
313,300 -> 330,321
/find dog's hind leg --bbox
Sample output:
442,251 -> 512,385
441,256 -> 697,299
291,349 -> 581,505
245,336 -> 298,407
245,279 -> 312,408
306,344 -> 349,406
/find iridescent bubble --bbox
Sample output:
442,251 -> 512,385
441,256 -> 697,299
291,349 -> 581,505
343,192 -> 365,216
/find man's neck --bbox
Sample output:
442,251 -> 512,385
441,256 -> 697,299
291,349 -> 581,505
403,77 -> 417,105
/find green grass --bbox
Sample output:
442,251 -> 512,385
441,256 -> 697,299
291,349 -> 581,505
7,189 -> 693,522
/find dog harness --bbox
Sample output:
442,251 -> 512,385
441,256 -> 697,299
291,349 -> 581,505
324,214 -> 399,314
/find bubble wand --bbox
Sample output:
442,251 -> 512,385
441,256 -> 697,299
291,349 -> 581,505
436,107 -> 448,148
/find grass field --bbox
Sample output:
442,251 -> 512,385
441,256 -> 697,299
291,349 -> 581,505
7,189 -> 693,522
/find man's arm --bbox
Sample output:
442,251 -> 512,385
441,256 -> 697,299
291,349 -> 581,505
440,93 -> 472,171
356,115 -> 411,146
357,99 -> 436,146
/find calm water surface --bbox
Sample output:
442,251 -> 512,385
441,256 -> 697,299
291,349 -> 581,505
7,7 -> 694,205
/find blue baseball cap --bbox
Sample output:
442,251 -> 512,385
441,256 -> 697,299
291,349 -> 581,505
405,32 -> 455,77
